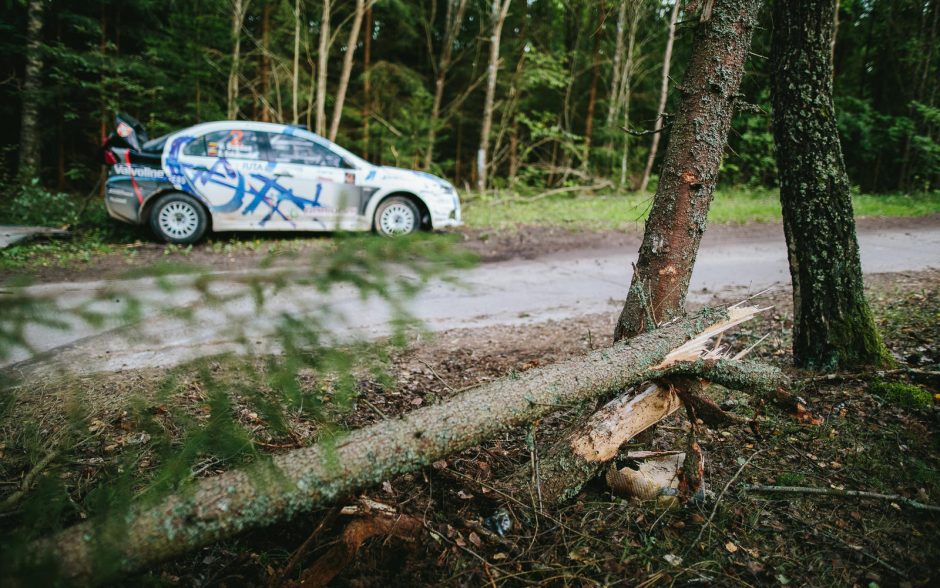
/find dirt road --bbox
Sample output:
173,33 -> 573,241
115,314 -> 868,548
5,220 -> 939,376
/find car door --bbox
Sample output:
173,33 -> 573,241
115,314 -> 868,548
174,128 -> 293,229
264,132 -> 365,231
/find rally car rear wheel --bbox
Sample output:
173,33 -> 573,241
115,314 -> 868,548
375,196 -> 420,236
150,193 -> 208,244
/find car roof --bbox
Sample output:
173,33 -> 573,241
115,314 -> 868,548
172,120 -> 371,168
178,120 -> 314,140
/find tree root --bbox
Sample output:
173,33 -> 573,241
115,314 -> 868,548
287,499 -> 423,588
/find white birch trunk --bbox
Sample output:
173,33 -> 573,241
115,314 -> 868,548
424,0 -> 469,170
639,0 -> 681,192
316,0 -> 332,135
227,0 -> 250,120
476,0 -> 512,192
328,0 -> 367,141
292,0 -> 301,124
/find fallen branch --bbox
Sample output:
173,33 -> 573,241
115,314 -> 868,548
741,484 -> 940,512
796,368 -> 940,385
484,181 -> 612,207
0,448 -> 59,513
33,309 -> 734,582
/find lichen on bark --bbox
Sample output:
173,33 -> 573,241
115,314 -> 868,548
770,0 -> 893,371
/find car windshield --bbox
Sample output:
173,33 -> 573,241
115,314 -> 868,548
289,128 -> 370,169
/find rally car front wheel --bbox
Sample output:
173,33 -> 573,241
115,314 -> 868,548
150,193 -> 208,244
374,196 -> 420,236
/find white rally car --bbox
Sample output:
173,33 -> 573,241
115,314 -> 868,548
101,115 -> 461,243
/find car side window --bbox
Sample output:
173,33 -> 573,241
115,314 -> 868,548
184,130 -> 264,160
267,133 -> 345,168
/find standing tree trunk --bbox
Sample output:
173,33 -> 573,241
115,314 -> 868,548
329,0 -> 367,141
18,0 -> 43,178
227,0 -> 250,119
618,4 -> 641,187
606,0 -> 627,128
639,0 -> 680,193
292,0 -> 302,124
770,0 -> 892,370
582,0 -> 605,170
260,1 -> 272,122
614,0 -> 761,341
362,5 -> 372,159
316,0 -> 332,136
424,0 -> 469,170
476,0 -> 512,192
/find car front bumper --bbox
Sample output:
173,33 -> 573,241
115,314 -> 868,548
426,191 -> 462,229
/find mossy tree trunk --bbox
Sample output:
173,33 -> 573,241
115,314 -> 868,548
770,0 -> 893,370
614,0 -> 762,341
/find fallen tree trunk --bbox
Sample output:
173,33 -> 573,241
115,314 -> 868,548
33,309 -> 733,583
507,357 -> 788,505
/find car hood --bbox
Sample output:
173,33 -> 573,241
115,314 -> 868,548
370,166 -> 454,192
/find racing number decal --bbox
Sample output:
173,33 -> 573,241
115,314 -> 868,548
229,130 -> 244,147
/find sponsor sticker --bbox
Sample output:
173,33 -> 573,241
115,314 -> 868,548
112,164 -> 167,180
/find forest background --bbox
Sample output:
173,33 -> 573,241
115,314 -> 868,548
1,0 -> 938,214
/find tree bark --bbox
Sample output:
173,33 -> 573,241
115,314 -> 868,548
292,0 -> 302,124
362,5 -> 372,158
260,1 -> 272,122
329,0 -> 366,141
770,0 -> 893,370
227,0 -> 250,119
18,0 -> 43,178
36,310 -> 732,582
476,0 -> 512,192
424,0 -> 469,170
614,0 -> 761,341
316,0 -> 332,135
639,0 -> 681,193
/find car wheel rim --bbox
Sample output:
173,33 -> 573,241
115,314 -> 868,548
379,203 -> 416,234
158,201 -> 199,239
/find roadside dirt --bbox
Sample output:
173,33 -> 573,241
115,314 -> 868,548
7,213 -> 940,285
2,269 -> 938,586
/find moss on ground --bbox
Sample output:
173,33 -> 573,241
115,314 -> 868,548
870,380 -> 933,410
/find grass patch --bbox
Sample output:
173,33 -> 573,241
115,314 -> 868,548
870,380 -> 933,410
462,187 -> 940,231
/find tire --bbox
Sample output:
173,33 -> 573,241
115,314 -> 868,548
374,196 -> 420,236
149,193 -> 208,244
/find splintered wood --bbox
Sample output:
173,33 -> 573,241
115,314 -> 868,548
572,306 -> 765,464
606,451 -> 686,500
653,305 -> 767,369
